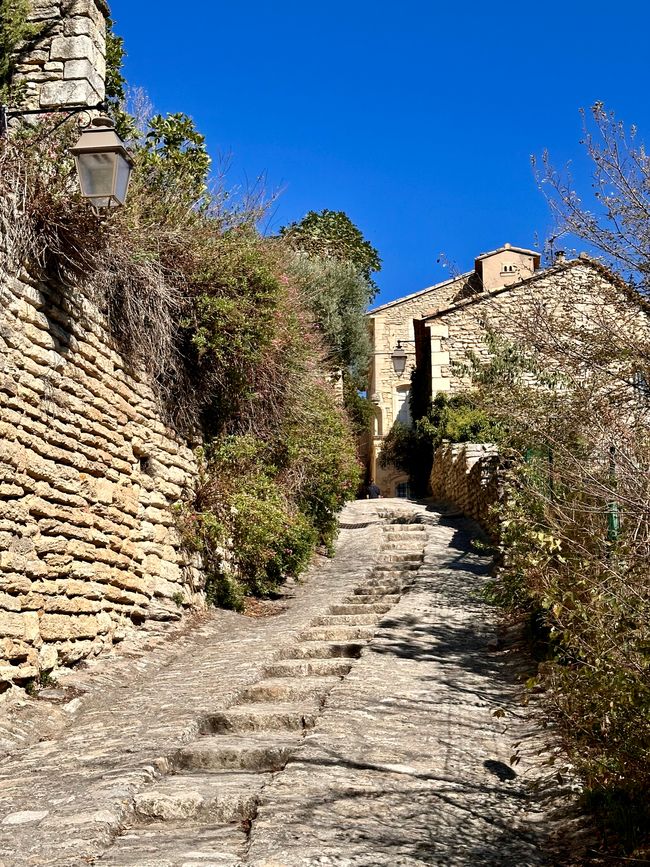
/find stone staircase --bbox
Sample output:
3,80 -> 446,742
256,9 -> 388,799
97,518 -> 429,866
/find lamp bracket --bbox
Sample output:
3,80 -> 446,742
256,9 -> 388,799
0,101 -> 107,137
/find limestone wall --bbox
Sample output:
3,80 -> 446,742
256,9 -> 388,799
425,260 -> 650,393
13,0 -> 107,111
430,442 -> 500,530
0,266 -> 202,687
367,275 -> 466,495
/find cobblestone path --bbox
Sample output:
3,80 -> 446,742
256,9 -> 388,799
0,501 -> 580,866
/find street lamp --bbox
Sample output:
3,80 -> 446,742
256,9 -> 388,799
70,115 -> 134,211
390,339 -> 417,376
0,103 -> 133,211
391,342 -> 409,376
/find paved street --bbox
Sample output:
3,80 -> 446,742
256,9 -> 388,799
0,501 -> 581,866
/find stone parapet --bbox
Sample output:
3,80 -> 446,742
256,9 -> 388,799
430,441 -> 500,530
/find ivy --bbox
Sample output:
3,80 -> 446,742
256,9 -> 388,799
0,0 -> 45,106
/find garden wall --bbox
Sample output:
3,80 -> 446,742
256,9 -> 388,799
430,441 -> 499,531
0,264 -> 202,688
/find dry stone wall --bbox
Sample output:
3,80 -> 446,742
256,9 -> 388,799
0,266 -> 202,688
430,442 -> 499,531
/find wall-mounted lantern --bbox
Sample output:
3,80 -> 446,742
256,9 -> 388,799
70,116 -> 134,211
0,103 -> 133,212
391,342 -> 409,376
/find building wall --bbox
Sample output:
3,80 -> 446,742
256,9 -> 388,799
0,266 -> 202,688
12,0 -> 108,111
367,276 -> 465,496
425,262 -> 650,394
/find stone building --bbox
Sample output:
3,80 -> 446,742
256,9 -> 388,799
366,243 -> 539,496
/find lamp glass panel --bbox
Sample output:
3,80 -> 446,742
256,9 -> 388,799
76,152 -> 117,199
114,154 -> 132,205
391,353 -> 407,375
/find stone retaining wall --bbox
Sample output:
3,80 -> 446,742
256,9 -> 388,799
0,266 -> 202,687
430,441 -> 499,530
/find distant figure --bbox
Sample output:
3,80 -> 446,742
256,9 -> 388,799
367,480 -> 381,499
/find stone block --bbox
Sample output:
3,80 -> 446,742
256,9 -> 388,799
49,34 -> 94,61
64,17 -> 95,37
40,78 -> 100,107
63,59 -> 104,94
39,613 -> 99,641
29,1 -> 61,21
38,643 -> 58,670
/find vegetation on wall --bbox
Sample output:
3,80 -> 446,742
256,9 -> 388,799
0,0 -> 44,106
0,16 -> 363,610
379,387 -> 500,496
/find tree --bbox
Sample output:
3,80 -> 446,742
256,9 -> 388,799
288,254 -> 372,375
535,103 -> 650,293
281,209 -> 381,292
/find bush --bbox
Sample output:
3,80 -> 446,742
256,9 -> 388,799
380,391 -> 500,496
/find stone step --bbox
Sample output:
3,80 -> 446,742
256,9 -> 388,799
203,702 -> 320,734
263,658 -> 353,678
275,641 -> 365,660
239,675 -> 341,703
344,594 -> 400,606
384,524 -> 426,531
298,625 -> 376,642
380,542 -> 426,551
311,613 -> 381,627
133,771 -> 266,823
176,734 -> 295,773
329,603 -> 392,615
381,553 -> 424,563
352,585 -> 401,597
97,822 -> 245,865
374,561 -> 421,572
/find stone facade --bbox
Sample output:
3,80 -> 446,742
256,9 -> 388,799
420,257 -> 650,394
0,266 -> 202,688
366,244 -> 541,497
430,442 -> 500,531
366,274 -> 467,496
12,0 -> 108,111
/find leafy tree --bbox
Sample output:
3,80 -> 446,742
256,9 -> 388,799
138,112 -> 211,206
288,254 -> 372,375
281,209 -> 381,292
104,17 -> 137,141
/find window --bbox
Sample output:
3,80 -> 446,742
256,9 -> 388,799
395,386 -> 411,425
501,263 -> 518,274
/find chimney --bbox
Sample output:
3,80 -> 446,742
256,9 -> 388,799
554,250 -> 566,264
11,0 -> 108,111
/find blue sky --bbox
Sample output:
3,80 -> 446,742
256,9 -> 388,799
109,0 -> 650,306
